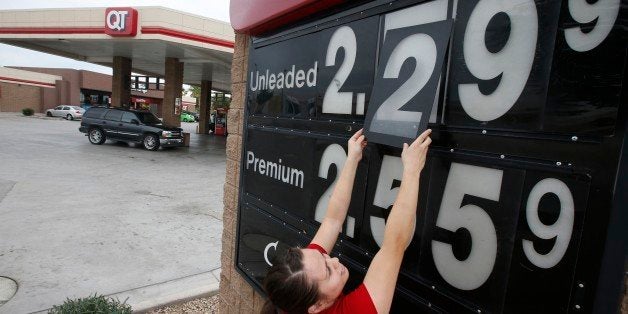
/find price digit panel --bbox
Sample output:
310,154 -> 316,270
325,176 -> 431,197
237,0 -> 627,312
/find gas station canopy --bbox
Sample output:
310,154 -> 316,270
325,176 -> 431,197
0,7 -> 234,91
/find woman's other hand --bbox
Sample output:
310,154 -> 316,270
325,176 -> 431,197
401,129 -> 432,175
347,128 -> 367,163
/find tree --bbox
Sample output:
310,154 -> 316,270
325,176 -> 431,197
212,92 -> 231,110
185,85 -> 201,105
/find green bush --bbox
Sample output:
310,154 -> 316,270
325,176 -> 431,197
22,108 -> 34,116
48,294 -> 132,314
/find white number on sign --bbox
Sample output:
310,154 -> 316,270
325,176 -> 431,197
432,163 -> 501,290
315,144 -> 356,237
323,27 -> 365,115
369,34 -> 435,138
264,241 -> 279,266
458,0 -> 538,122
370,156 -> 404,247
523,178 -> 575,268
314,144 -> 347,223
383,0 -> 449,124
565,0 -> 620,52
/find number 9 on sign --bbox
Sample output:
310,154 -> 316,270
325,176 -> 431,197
458,0 -> 537,122
522,178 -> 574,269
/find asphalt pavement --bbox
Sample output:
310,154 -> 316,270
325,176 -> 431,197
0,113 -> 226,313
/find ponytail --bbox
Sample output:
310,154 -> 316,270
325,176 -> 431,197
261,247 -> 319,314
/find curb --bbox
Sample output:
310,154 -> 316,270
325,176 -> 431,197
29,269 -> 221,314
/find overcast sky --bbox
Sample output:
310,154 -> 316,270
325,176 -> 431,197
0,0 -> 231,75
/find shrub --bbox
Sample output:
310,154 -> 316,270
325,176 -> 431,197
22,108 -> 34,116
48,294 -> 132,314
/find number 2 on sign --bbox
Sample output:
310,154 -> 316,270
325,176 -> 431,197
368,34 -> 435,138
315,144 -> 356,238
322,27 -> 366,115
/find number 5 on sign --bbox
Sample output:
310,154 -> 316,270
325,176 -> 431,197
432,163 -> 502,290
364,20 -> 453,148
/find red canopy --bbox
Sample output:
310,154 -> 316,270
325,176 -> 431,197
230,0 -> 345,35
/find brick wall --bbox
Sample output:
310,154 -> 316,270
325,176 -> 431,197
81,70 -> 112,92
12,67 -> 82,105
0,82 -> 42,112
220,32 -> 266,314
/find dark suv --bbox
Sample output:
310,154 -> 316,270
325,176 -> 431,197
79,107 -> 184,150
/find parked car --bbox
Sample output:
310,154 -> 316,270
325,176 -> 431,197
180,112 -> 196,122
183,110 -> 199,121
46,105 -> 84,120
79,107 -> 183,150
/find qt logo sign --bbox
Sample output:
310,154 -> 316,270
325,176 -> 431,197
105,7 -> 138,37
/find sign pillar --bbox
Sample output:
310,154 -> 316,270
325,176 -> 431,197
111,56 -> 131,108
198,80 -> 212,134
163,57 -> 183,126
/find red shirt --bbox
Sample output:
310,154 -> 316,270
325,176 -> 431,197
306,243 -> 377,314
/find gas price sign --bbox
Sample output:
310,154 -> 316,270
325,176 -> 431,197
236,0 -> 626,313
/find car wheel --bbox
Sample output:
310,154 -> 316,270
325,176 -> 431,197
67,114 -> 73,121
46,112 -> 52,117
143,134 -> 160,151
88,128 -> 106,145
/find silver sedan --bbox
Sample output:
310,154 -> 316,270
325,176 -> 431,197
46,106 -> 84,120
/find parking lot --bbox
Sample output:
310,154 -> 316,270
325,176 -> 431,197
0,113 -> 226,313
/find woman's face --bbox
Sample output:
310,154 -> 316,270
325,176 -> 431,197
301,248 -> 349,306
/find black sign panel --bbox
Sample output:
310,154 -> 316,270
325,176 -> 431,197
444,0 -> 561,131
247,16 -> 379,121
503,171 -> 590,313
237,0 -> 627,313
243,128 -> 369,245
316,17 -> 380,121
237,204 -> 311,285
244,129 -> 316,219
544,1 -> 626,135
418,158 -> 525,313
247,30 -> 320,118
365,19 -> 453,147
359,144 -> 433,273
444,0 -> 626,135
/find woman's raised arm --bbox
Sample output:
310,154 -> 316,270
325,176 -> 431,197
363,129 -> 432,314
311,129 -> 367,253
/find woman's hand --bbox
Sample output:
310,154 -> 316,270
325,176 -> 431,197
347,128 -> 367,163
401,129 -> 432,174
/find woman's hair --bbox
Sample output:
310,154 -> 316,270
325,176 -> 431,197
261,247 -> 320,314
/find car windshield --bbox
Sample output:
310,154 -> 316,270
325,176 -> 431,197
71,106 -> 82,110
136,112 -> 161,124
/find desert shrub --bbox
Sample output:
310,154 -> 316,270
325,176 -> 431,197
48,294 -> 132,314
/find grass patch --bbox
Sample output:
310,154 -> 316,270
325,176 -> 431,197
48,294 -> 132,314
